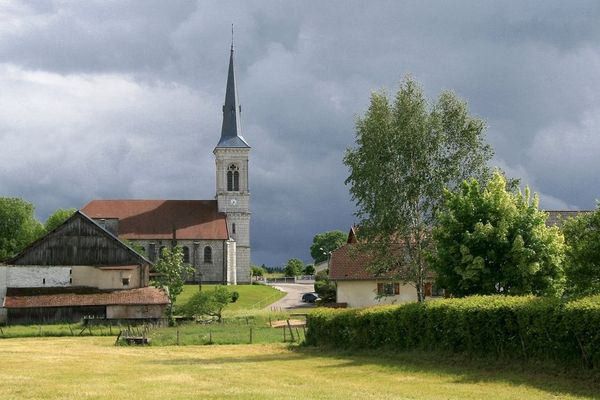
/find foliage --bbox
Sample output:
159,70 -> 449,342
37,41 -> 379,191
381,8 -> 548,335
304,264 -> 315,275
152,246 -> 194,322
563,204 -> 600,296
124,240 -> 147,257
343,77 -> 493,301
182,286 -> 232,322
231,291 -> 240,303
431,171 -> 565,297
0,197 -> 44,261
310,230 -> 347,263
44,208 -> 76,232
314,277 -> 336,303
306,295 -> 600,369
251,265 -> 265,277
284,258 -> 305,277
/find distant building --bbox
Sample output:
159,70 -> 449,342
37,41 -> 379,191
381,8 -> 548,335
80,42 -> 252,284
0,211 -> 168,324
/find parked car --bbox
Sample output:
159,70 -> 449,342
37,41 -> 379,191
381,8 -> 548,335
302,293 -> 319,303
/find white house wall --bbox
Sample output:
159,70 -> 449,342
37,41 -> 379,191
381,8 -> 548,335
6,266 -> 71,288
336,280 -> 417,308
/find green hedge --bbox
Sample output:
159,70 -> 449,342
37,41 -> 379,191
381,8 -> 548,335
306,295 -> 600,368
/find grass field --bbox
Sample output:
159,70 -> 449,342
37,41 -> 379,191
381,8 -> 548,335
150,311 -> 303,346
0,337 -> 597,400
175,284 -> 285,311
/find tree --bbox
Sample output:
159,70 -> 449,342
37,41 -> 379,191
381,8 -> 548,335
284,258 -> 304,277
314,270 -> 336,302
304,264 -> 315,275
343,77 -> 493,301
0,197 -> 44,261
44,208 -> 76,232
251,265 -> 265,277
431,172 -> 565,297
563,205 -> 600,296
310,230 -> 346,263
182,286 -> 231,322
152,246 -> 194,323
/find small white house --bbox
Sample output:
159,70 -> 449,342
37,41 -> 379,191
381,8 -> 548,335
329,227 -> 439,308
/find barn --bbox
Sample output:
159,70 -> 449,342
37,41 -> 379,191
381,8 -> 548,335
0,211 -> 168,324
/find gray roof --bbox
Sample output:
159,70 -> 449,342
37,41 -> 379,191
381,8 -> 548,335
215,46 -> 250,149
545,210 -> 591,227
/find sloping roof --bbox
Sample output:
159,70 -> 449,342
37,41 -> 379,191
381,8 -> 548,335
216,46 -> 250,149
7,211 -> 151,266
3,287 -> 169,308
329,244 -> 377,281
81,200 -> 229,240
545,210 -> 590,227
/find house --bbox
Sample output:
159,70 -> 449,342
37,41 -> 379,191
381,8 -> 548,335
80,42 -> 252,285
0,211 -> 169,324
331,210 -> 586,308
329,227 -> 438,308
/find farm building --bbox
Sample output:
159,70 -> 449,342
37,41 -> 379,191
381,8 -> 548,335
0,211 -> 168,324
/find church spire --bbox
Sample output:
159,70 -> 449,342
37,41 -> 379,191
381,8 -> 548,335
216,28 -> 250,148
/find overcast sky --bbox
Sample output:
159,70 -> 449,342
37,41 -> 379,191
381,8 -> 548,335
1,1 -> 600,266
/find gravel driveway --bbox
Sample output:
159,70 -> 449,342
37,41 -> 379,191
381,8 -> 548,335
266,283 -> 316,310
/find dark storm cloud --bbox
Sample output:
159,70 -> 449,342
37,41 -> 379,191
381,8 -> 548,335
1,1 -> 600,266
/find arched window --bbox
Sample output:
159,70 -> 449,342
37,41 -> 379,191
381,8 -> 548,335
204,246 -> 213,264
182,246 -> 190,264
227,164 -> 239,191
232,223 -> 236,234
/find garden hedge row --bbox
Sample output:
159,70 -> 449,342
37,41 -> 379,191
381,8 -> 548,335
305,295 -> 600,368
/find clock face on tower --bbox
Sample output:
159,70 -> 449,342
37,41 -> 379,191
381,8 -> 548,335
230,198 -> 237,206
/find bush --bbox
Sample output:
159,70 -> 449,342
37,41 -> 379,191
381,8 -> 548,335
306,295 -> 600,369
231,291 -> 240,303
314,277 -> 336,303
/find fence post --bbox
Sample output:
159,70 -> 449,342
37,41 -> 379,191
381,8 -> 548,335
176,327 -> 180,346
249,327 -> 253,344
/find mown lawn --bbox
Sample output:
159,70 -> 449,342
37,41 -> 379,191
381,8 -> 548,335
175,284 -> 285,311
0,337 -> 597,400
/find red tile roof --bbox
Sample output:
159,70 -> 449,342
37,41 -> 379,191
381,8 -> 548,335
3,287 -> 169,308
81,200 -> 228,240
329,244 -> 377,280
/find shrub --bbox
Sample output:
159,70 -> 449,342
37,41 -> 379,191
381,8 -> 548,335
231,291 -> 240,303
306,295 -> 600,369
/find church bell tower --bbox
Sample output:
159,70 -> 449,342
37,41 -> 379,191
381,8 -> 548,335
214,38 -> 251,283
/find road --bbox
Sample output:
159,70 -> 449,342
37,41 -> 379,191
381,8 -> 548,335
266,282 -> 316,310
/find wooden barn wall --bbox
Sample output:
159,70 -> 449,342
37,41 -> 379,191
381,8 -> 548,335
11,216 -> 141,266
7,306 -> 107,325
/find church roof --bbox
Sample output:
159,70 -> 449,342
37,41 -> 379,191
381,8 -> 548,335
216,43 -> 250,149
81,200 -> 229,240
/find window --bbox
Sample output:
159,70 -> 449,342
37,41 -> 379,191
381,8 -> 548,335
227,164 -> 239,191
149,243 -> 156,262
122,278 -> 130,287
377,282 -> 400,296
204,246 -> 213,264
182,246 -> 190,264
232,223 -> 236,234
233,170 -> 239,191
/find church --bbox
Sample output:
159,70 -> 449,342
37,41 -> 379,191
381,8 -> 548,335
81,43 -> 251,284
